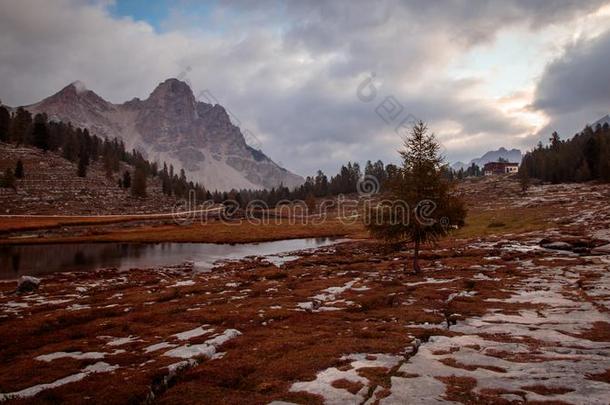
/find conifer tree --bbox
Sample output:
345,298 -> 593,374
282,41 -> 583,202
14,160 -> 24,179
522,124 -> 610,184
1,168 -> 16,189
305,193 -> 316,214
0,106 -> 10,142
576,160 -> 591,182
103,153 -> 114,178
10,108 -> 31,145
549,131 -> 561,149
365,121 -> 466,274
122,171 -> 131,189
77,154 -> 88,177
131,165 -> 147,197
518,163 -> 530,194
314,170 -> 329,196
63,132 -> 78,162
32,113 -> 50,151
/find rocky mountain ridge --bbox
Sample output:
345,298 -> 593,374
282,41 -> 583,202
452,147 -> 522,171
24,79 -> 304,191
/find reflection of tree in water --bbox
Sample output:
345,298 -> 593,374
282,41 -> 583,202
0,246 -> 21,275
1,244 -> 128,276
0,239 -> 340,278
73,251 -> 87,266
12,254 -> 20,273
119,243 -> 150,259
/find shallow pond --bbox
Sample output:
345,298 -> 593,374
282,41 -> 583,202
0,238 -> 342,279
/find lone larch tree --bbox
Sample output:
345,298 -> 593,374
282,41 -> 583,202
365,121 -> 466,274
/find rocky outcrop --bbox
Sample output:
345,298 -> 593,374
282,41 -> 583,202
25,79 -> 304,191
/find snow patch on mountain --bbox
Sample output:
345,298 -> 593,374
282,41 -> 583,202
71,80 -> 88,94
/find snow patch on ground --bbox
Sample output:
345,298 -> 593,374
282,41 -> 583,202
163,329 -> 241,359
290,353 -> 402,405
36,351 -> 107,362
312,279 -> 359,302
173,325 -> 214,341
105,335 -> 140,346
382,260 -> 610,404
265,255 -> 300,267
296,279 -> 365,312
66,303 -> 90,311
144,342 -> 177,353
0,362 -> 118,400
170,280 -> 196,287
403,277 -> 460,287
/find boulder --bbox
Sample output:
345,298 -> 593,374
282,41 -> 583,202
540,241 -> 573,251
592,243 -> 610,255
572,247 -> 591,255
16,276 -> 40,294
540,237 -> 592,249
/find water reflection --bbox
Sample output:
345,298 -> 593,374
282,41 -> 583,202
0,238 -> 340,279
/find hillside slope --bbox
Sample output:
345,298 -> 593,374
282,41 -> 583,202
0,142 -> 178,215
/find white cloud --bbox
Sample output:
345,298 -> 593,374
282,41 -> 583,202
0,0 -> 608,174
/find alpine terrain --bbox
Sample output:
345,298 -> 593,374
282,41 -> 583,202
24,79 -> 304,191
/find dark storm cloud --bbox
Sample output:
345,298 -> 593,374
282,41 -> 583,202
532,28 -> 610,140
534,30 -> 610,115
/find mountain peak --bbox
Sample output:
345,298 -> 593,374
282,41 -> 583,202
54,81 -> 87,97
471,147 -> 522,167
54,81 -> 89,97
160,77 -> 185,85
34,80 -> 108,111
151,78 -> 193,96
25,78 -> 304,191
453,147 -> 523,170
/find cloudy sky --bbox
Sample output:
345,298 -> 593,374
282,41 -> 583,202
1,0 -> 610,176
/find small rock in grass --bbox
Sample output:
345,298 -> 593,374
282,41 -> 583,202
572,247 -> 591,255
16,276 -> 40,294
540,241 -> 573,251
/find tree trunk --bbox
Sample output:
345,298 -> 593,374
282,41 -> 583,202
413,239 -> 421,274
